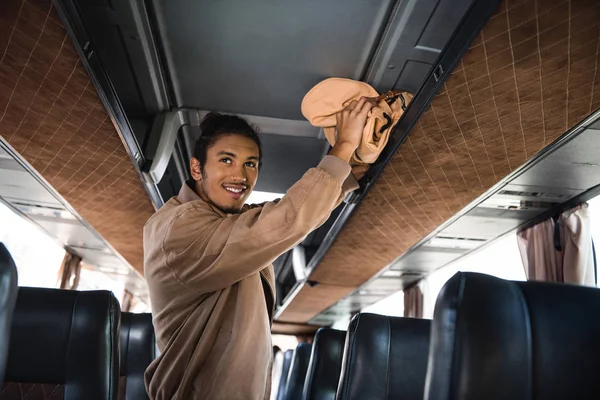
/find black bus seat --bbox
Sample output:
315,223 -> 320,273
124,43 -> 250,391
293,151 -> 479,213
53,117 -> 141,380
302,328 -> 345,400
276,349 -> 294,400
2,288 -> 120,400
336,313 -> 431,400
283,342 -> 313,400
425,272 -> 600,400
0,244 -> 18,387
119,312 -> 156,400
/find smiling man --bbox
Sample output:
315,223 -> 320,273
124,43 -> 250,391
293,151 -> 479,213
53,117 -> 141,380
143,101 -> 373,399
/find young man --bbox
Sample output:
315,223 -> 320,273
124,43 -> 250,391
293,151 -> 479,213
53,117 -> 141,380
143,98 -> 374,399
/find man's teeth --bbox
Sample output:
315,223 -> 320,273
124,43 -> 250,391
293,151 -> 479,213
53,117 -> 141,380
225,187 -> 244,193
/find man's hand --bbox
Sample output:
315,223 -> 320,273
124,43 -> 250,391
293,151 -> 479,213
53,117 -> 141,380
329,97 -> 375,163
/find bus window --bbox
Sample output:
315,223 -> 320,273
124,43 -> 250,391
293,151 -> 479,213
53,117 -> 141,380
0,201 -> 64,288
0,200 -> 134,309
359,234 -> 526,321
423,234 -> 526,318
360,290 -> 405,318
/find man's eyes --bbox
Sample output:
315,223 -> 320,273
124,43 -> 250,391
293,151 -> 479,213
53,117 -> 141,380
219,158 -> 256,168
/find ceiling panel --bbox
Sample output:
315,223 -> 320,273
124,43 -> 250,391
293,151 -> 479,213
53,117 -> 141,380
467,206 -> 545,221
389,246 -> 466,273
439,214 -> 525,240
361,277 -> 405,294
367,0 -> 475,93
494,184 -> 582,203
512,128 -> 600,190
0,170 -> 63,208
21,215 -> 106,250
153,0 -> 395,119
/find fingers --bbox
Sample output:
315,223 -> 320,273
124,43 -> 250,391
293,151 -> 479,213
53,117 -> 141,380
344,100 -> 358,112
357,98 -> 375,117
353,97 -> 367,113
343,97 -> 376,115
338,97 -> 375,131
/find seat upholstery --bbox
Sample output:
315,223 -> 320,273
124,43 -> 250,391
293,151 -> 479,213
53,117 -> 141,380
336,313 -> 431,400
425,272 -> 600,400
2,287 -> 121,400
302,328 -> 346,400
0,244 -> 18,387
283,343 -> 313,400
119,313 -> 156,400
276,349 -> 294,400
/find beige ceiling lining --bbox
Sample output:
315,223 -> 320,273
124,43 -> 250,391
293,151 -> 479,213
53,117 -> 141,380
0,0 -> 155,273
271,321 -> 320,336
277,0 -> 600,323
276,283 -> 357,324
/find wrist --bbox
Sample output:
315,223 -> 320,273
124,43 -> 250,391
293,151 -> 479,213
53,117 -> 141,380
329,142 -> 357,163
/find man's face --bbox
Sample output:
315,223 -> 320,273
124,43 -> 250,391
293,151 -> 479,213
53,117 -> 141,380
190,134 -> 259,214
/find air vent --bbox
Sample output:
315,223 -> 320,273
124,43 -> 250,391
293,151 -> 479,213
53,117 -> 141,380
425,236 -> 487,250
382,270 -> 404,278
10,201 -> 73,220
517,200 -> 558,209
481,196 -> 558,211
499,189 -> 567,199
382,270 -> 425,279
358,289 -> 389,296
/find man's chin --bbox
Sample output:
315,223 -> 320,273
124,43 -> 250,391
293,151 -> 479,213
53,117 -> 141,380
215,202 -> 244,215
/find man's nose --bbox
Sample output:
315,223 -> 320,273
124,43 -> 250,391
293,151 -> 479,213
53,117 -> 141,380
230,166 -> 247,182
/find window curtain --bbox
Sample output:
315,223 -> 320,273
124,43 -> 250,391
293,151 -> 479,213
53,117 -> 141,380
404,282 -> 424,318
122,289 -> 135,312
517,203 -> 595,286
57,251 -> 82,290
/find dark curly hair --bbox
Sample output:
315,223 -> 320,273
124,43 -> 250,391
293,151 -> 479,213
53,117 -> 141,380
193,112 -> 262,173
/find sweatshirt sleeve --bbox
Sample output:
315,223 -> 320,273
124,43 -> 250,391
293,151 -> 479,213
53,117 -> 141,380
162,155 -> 358,293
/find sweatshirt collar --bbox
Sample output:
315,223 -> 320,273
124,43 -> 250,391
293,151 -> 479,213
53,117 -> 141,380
177,180 -> 202,203
177,180 -> 227,217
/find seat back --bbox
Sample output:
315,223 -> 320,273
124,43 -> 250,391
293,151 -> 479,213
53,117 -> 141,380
284,343 -> 313,400
336,313 -> 431,400
276,349 -> 294,400
0,244 -> 18,387
119,313 -> 156,400
302,328 -> 345,400
2,287 -> 121,400
425,272 -> 600,400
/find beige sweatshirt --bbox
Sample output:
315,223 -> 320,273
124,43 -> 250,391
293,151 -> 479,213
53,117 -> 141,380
143,155 -> 358,399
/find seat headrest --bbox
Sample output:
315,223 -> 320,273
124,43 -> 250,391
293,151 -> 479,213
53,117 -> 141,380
0,243 -> 18,386
276,349 -> 294,400
425,272 -> 600,400
337,313 -> 431,400
5,287 -> 120,398
120,312 -> 156,376
119,312 -> 156,399
303,328 -> 345,400
284,342 -> 313,400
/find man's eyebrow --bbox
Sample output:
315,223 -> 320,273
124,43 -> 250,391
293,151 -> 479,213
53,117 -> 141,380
246,156 -> 259,161
217,151 -> 237,158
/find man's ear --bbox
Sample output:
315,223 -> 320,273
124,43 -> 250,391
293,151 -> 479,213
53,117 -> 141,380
190,157 -> 202,181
